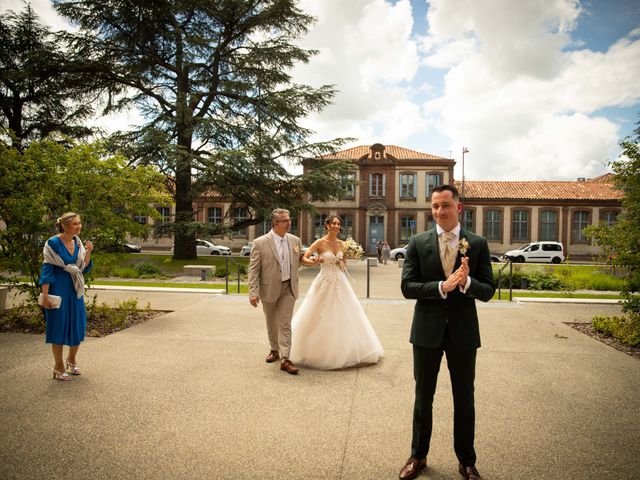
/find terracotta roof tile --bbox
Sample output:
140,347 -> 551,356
456,179 -> 622,201
320,144 -> 450,161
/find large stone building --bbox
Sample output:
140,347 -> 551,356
136,143 -> 622,259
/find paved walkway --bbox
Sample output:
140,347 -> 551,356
1,263 -> 638,480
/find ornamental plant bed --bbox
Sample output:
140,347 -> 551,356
565,322 -> 640,360
0,298 -> 166,337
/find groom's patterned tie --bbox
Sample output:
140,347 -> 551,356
439,231 -> 457,278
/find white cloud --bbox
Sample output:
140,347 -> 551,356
295,0 -> 427,146
420,0 -> 640,180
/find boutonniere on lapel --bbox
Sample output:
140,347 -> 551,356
293,245 -> 300,254
458,238 -> 470,257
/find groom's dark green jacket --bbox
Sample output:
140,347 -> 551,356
401,228 -> 495,350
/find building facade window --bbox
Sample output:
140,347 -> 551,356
539,210 -> 558,241
207,207 -> 222,225
462,208 -> 475,233
133,214 -> 147,225
369,173 -> 385,197
154,206 -> 171,234
339,214 -> 353,240
571,210 -> 590,243
600,210 -> 618,226
483,209 -> 502,241
425,212 -> 435,231
400,214 -> 415,242
340,173 -> 356,199
314,213 -> 328,240
399,173 -> 416,199
426,172 -> 442,198
511,209 -> 529,242
233,207 -> 248,236
289,212 -> 299,236
257,219 -> 270,236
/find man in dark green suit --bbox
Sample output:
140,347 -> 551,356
398,185 -> 495,480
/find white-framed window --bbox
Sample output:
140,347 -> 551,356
339,214 -> 353,240
399,173 -> 416,199
133,214 -> 147,225
462,209 -> 474,233
340,173 -> 356,199
426,173 -> 442,198
539,210 -> 558,241
207,207 -> 222,225
601,211 -> 618,226
484,209 -> 502,241
233,207 -> 247,236
369,173 -> 385,197
314,213 -> 328,239
572,211 -> 590,243
511,210 -> 529,242
400,215 -> 415,242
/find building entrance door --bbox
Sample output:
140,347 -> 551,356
368,216 -> 384,254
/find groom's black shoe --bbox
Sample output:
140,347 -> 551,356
399,457 -> 426,480
265,350 -> 279,363
458,464 -> 482,480
280,359 -> 299,375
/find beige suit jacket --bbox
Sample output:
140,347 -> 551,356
248,231 -> 302,302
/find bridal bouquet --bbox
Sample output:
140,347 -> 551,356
344,237 -> 365,259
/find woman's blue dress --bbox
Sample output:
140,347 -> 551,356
39,236 -> 93,346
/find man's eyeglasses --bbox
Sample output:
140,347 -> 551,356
276,219 -> 292,223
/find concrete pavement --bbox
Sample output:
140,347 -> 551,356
0,262 -> 638,480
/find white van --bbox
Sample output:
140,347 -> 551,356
504,241 -> 565,264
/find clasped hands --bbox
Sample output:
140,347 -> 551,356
441,256 -> 469,293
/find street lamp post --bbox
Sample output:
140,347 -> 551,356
461,147 -> 469,221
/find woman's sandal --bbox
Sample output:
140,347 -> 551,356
53,368 -> 72,381
66,361 -> 81,376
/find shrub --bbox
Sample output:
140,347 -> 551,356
133,262 -> 162,276
592,312 -> 640,347
111,267 -> 138,278
527,272 -> 565,291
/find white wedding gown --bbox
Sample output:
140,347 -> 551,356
290,251 -> 384,370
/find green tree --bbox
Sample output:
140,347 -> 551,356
586,121 -> 640,338
0,139 -> 172,308
0,3 -> 97,149
54,0 -> 354,259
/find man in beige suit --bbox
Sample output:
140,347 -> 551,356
248,208 -> 308,375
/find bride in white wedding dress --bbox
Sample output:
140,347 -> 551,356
289,215 -> 384,370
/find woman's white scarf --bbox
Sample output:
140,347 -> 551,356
43,236 -> 87,298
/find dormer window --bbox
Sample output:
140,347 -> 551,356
374,151 -> 381,159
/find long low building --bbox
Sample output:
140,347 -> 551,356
134,143 -> 622,260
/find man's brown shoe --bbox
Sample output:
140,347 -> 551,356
265,350 -> 279,363
399,457 -> 426,480
458,464 -> 482,480
280,359 -> 299,375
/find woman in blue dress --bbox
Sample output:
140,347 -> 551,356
40,212 -> 94,381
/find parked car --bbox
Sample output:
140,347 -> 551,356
240,242 -> 252,256
490,254 -> 501,263
503,241 -> 565,264
196,239 -> 231,256
389,245 -> 408,260
124,242 -> 142,253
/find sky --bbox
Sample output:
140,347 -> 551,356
3,0 -> 640,181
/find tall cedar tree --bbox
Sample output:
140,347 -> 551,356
0,4 -> 96,149
54,0 -> 355,259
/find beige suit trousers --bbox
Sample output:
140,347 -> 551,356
261,280 -> 296,359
